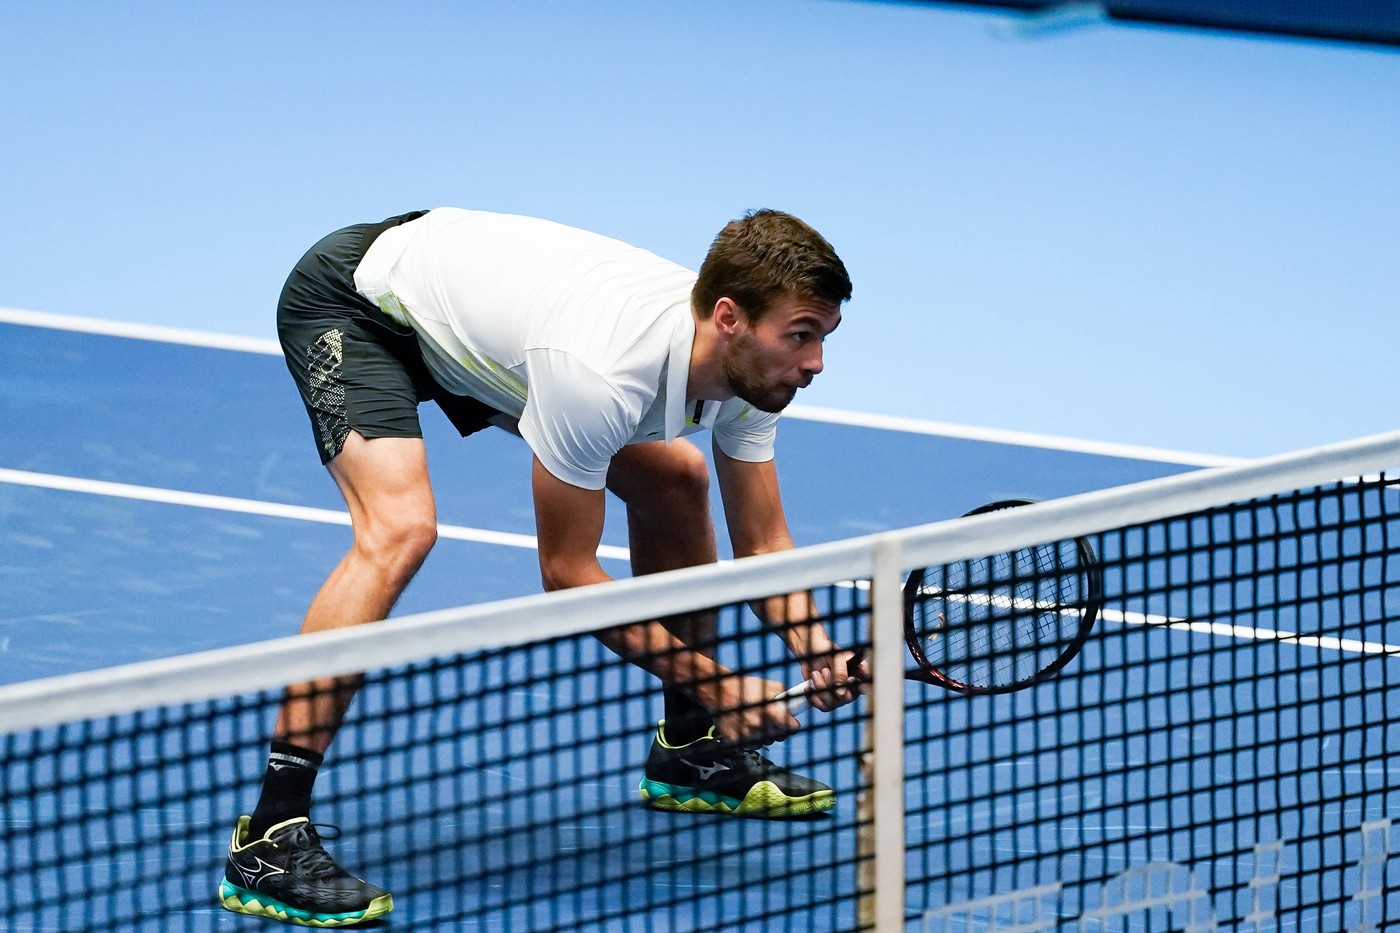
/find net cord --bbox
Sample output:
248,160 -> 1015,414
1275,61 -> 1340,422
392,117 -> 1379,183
2,429 -> 1399,734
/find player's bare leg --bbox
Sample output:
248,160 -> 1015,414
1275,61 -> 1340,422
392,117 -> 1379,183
608,440 -> 834,818
608,437 -> 718,625
222,433 -> 426,924
276,432 -> 439,753
608,439 -> 719,724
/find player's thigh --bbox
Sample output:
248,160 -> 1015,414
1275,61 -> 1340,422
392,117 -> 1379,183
281,312 -> 436,535
329,433 -> 437,548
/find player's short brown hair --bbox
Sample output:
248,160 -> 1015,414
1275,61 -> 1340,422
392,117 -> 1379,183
693,209 -> 852,321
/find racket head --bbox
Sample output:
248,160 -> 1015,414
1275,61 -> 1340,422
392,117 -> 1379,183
903,499 -> 1101,694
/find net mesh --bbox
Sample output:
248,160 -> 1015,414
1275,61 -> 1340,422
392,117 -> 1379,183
2,585 -> 871,932
4,437 -> 1400,931
910,477 -> 1400,930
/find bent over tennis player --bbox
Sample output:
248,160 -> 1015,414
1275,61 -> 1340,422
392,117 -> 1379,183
219,207 -> 858,926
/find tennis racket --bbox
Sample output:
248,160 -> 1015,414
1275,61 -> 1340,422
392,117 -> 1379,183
780,499 -> 1102,710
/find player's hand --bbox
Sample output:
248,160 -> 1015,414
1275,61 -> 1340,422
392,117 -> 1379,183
799,648 -> 865,712
712,673 -> 799,745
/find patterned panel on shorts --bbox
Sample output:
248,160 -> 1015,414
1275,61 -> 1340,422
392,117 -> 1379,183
307,329 -> 349,460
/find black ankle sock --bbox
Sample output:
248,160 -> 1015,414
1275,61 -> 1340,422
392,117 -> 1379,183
662,689 -> 713,746
247,741 -> 323,838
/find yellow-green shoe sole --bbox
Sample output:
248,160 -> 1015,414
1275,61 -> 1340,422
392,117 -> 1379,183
640,777 -> 834,818
219,880 -> 393,927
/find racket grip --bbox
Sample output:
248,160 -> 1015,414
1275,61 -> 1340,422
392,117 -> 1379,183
773,681 -> 815,717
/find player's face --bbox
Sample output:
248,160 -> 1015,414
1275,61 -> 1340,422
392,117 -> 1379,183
722,293 -> 842,413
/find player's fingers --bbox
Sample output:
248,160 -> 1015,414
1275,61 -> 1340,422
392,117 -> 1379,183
830,655 -> 846,684
813,668 -> 852,712
805,667 -> 831,711
714,713 -> 742,744
851,651 -> 871,680
830,653 -> 855,703
721,704 -> 794,746
771,698 -> 800,733
746,700 -> 796,744
812,658 -> 863,711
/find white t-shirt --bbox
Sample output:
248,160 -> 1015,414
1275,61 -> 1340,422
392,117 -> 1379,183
353,208 -> 778,490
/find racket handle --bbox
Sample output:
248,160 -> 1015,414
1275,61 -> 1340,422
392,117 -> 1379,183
773,681 -> 815,717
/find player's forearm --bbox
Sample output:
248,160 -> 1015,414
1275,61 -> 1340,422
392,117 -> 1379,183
733,534 -> 820,644
593,620 -> 732,707
757,590 -> 837,659
539,552 -> 735,706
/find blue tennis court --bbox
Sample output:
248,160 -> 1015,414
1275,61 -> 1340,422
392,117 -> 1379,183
5,314 -> 1395,931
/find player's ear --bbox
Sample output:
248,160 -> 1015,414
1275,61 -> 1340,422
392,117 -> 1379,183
712,297 -> 744,336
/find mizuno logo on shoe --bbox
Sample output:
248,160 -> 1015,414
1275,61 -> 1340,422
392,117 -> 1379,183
232,856 -> 288,888
681,758 -> 731,781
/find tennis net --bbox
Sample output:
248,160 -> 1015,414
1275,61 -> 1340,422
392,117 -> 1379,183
4,431 -> 1400,931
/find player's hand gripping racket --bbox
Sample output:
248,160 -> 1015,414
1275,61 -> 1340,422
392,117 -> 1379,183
780,499 -> 1102,711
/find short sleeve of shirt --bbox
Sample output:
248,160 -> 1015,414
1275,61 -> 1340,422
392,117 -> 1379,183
518,348 -> 643,490
711,402 -> 778,463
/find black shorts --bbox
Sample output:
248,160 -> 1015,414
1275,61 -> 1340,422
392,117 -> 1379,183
276,210 -> 501,464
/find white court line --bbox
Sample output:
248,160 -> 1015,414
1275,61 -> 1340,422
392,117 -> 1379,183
783,404 -> 1243,467
0,305 -> 283,355
0,468 -> 631,563
0,304 -> 1235,466
1103,607 -> 1400,656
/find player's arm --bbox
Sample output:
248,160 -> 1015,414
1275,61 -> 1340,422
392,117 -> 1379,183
713,445 -> 857,711
531,456 -> 793,739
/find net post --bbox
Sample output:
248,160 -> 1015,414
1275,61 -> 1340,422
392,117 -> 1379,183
858,534 -> 906,930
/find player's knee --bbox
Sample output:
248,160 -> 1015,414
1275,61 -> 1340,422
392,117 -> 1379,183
399,515 -> 439,562
357,510 -> 438,578
609,439 -> 712,522
654,443 -> 711,510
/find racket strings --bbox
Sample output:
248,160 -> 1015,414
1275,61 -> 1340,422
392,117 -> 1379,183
912,541 -> 1091,688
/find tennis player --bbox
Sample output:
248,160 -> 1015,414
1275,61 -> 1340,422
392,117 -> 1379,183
219,207 -> 858,926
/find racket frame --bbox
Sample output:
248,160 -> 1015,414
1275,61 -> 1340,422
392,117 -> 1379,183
900,498 -> 1102,695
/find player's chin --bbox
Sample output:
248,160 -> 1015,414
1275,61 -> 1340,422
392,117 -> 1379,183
745,386 -> 799,414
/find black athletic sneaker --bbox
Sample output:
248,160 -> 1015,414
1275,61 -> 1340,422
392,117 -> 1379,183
218,816 -> 393,927
638,721 -> 835,818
